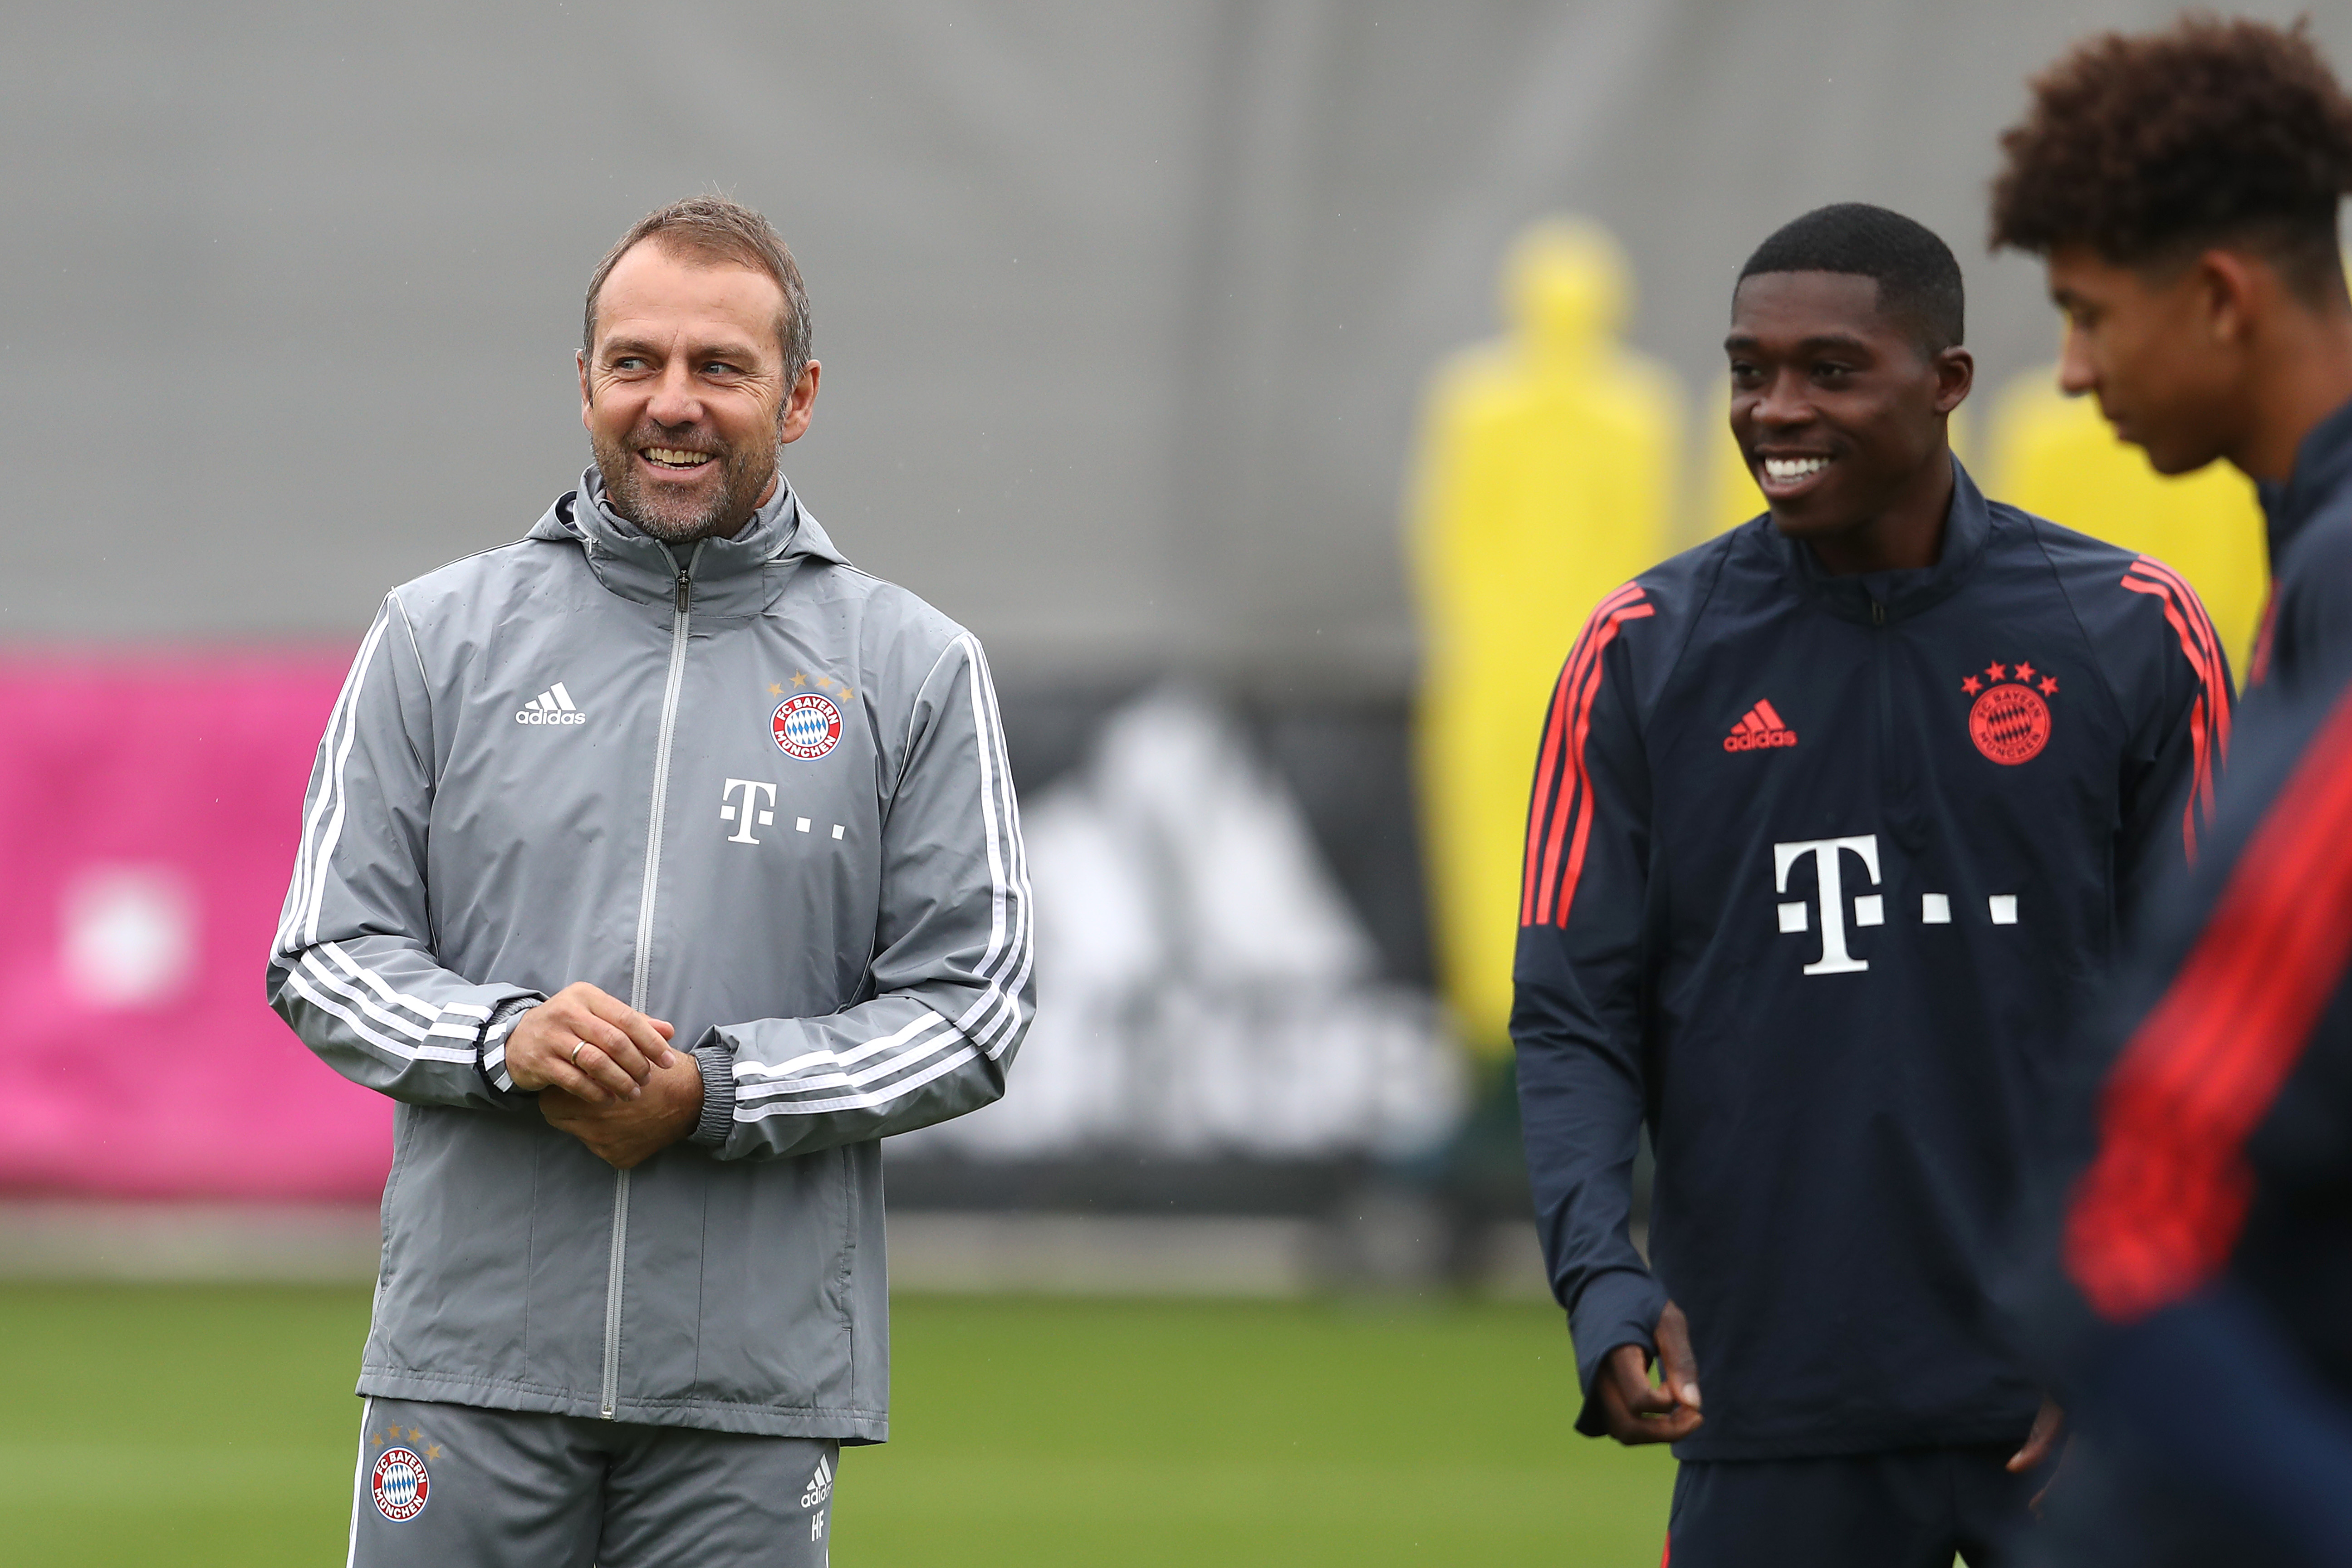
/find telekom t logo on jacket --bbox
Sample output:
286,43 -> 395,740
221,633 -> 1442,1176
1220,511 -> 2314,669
721,779 -> 848,847
1774,836 -> 1882,975
1774,833 -> 2020,975
721,778 -> 778,843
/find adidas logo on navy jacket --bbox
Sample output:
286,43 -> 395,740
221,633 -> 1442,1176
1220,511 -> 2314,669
1511,461 -> 2229,1460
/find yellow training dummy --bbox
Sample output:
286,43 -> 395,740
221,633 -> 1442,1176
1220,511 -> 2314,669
1406,219 -> 1680,1056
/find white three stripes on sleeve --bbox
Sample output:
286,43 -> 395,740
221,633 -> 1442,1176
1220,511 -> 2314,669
727,635 -> 1034,1125
319,941 -> 484,1031
284,962 -> 475,1066
731,1007 -> 974,1119
281,601 -> 398,955
480,1008 -> 523,1092
947,633 -> 1034,1060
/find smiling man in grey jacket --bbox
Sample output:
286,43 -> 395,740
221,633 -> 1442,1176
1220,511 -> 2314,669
270,196 -> 1032,1567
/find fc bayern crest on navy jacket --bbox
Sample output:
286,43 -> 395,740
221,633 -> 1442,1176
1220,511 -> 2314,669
1511,461 -> 2230,1461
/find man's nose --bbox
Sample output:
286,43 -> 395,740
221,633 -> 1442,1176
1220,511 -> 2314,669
645,364 -> 704,426
1751,370 -> 1814,427
2056,323 -> 2097,398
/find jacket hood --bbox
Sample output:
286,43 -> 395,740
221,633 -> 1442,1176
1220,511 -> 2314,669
528,466 -> 853,620
1770,455 -> 1992,626
2259,393 -> 2352,567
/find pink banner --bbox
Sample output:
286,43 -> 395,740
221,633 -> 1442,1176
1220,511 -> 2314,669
0,651 -> 396,1199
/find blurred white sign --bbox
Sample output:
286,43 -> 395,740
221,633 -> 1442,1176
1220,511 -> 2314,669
906,686 -> 1462,1160
60,864 -> 198,1010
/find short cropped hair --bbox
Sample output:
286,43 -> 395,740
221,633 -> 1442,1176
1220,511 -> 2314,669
1737,203 -> 1966,353
1989,17 -> 2352,303
583,196 -> 814,385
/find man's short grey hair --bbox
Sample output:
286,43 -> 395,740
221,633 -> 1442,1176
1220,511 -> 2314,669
583,196 -> 813,387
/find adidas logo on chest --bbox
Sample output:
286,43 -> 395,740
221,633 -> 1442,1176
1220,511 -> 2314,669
515,682 -> 587,725
1724,699 -> 1797,752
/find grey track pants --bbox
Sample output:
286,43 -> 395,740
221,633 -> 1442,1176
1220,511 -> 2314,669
347,1397 -> 840,1568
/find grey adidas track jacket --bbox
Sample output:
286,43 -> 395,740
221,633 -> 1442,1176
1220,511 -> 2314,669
268,472 -> 1031,1441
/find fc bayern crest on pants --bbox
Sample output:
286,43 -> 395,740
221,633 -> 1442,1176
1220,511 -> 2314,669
1960,658 -> 2057,765
773,693 -> 843,760
372,1447 -> 430,1522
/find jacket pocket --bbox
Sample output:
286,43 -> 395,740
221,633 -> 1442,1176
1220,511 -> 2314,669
374,1110 -> 552,1387
688,1151 -> 855,1413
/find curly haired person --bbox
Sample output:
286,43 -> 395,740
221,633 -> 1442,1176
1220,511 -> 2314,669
1991,20 -> 2352,1565
1992,15 -> 2352,694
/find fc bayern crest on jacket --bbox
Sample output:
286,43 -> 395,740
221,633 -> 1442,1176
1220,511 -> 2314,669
1961,660 -> 2057,764
773,692 -> 843,759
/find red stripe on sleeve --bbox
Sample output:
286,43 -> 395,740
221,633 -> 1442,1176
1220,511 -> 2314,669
2130,557 -> 2234,755
2063,680 -> 2352,1322
1520,585 -> 1643,925
2122,562 -> 2233,860
1536,599 -> 1653,926
2132,557 -> 2230,696
2249,589 -> 2278,689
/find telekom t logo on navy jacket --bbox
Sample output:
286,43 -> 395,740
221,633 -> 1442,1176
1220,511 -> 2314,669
1772,833 -> 2029,976
1510,466 -> 2230,1461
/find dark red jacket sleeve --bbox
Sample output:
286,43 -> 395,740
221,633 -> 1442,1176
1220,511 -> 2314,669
2051,675 -> 2352,1553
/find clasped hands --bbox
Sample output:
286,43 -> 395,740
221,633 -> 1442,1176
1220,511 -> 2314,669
505,982 -> 704,1170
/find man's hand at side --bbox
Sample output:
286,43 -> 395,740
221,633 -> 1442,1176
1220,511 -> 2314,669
2008,1395 -> 2067,1514
506,982 -> 676,1103
540,1048 -> 705,1170
1592,1301 -> 1704,1446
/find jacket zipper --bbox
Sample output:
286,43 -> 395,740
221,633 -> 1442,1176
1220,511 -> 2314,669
602,544 -> 701,1419
1871,598 -> 1903,832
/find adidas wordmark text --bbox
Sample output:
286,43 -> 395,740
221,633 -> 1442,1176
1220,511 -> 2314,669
800,1453 -> 833,1509
515,681 -> 587,725
1724,699 -> 1798,752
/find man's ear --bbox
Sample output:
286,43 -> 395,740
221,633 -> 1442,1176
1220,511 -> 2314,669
1932,345 -> 1975,416
779,359 -> 822,445
577,350 -> 593,431
2194,250 -> 2263,346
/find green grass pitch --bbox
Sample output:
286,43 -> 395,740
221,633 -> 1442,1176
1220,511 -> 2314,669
0,1284 -> 1676,1565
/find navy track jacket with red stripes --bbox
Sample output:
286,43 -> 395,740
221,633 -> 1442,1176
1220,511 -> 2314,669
1513,461 -> 2230,1460
2041,675 -> 2352,1562
2034,397 -> 2352,1558
2249,395 -> 2352,693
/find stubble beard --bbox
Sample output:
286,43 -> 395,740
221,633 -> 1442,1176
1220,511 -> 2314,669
592,421 -> 781,546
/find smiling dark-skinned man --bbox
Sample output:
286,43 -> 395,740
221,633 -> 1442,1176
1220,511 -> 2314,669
1511,204 -> 2229,1566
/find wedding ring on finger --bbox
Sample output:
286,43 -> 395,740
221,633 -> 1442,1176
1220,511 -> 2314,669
571,1040 -> 590,1067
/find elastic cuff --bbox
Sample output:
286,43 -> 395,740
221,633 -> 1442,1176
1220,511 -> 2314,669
1568,1269 -> 1670,1436
690,1042 -> 737,1148
1573,1330 -> 1660,1437
476,995 -> 543,1096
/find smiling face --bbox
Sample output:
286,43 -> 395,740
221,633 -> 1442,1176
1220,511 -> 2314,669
2044,243 -> 2253,476
1727,271 -> 1972,561
578,241 -> 820,544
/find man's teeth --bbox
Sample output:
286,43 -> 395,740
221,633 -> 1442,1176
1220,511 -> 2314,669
642,447 -> 714,468
1763,456 -> 1829,482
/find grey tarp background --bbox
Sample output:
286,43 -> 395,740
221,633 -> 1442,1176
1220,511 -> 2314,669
5,0 -> 2347,688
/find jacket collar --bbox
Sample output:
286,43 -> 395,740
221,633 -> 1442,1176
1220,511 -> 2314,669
2258,394 -> 2352,567
1769,455 -> 1992,626
528,466 -> 851,619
